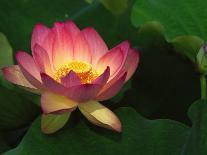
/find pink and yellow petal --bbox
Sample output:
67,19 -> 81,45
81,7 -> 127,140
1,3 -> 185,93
65,20 -> 80,42
66,84 -> 102,102
41,112 -> 70,134
2,65 -> 40,93
60,70 -> 81,88
78,101 -> 122,132
96,47 -> 124,79
96,41 -> 130,80
41,73 -> 66,95
82,27 -> 108,66
92,66 -> 110,85
52,22 -> 74,69
33,44 -> 53,76
31,23 -> 50,52
73,31 -> 91,63
123,48 -> 140,82
41,91 -> 77,114
96,72 -> 127,101
16,51 -> 43,89
31,24 -> 54,65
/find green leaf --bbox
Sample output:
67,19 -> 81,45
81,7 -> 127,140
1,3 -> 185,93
5,107 -> 189,155
182,100 -> 207,154
131,1 -> 207,63
0,32 -> 14,89
85,0 -> 130,15
0,134 -> 10,154
100,0 -> 129,15
137,21 -> 166,49
131,0 -> 207,41
0,32 -> 13,69
0,86 -> 40,130
172,36 -> 204,63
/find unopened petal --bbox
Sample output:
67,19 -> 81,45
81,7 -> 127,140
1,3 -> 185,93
79,101 -> 122,132
41,91 -> 77,114
41,112 -> 70,134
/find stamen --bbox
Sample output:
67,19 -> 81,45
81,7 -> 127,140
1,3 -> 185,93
54,61 -> 99,84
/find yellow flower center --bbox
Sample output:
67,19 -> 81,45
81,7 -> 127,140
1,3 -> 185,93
54,61 -> 99,84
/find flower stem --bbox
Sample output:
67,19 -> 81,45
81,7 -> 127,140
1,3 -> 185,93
200,74 -> 206,100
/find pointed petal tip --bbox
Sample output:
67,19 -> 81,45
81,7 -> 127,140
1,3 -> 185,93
33,23 -> 47,29
15,51 -> 24,60
92,66 -> 110,85
113,119 -> 122,133
79,101 -> 122,132
65,20 -> 76,25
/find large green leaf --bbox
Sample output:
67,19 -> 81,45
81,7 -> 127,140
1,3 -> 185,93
85,0 -> 130,15
0,32 -> 13,69
182,100 -> 207,154
0,134 -> 10,154
0,86 -> 40,131
172,36 -> 204,63
131,0 -> 207,41
0,32 -> 15,89
131,0 -> 207,63
5,107 -> 189,155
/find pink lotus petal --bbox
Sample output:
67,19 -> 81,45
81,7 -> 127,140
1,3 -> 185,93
97,41 -> 129,80
117,41 -> 130,55
31,24 -> 54,65
123,48 -> 140,82
2,65 -> 40,93
92,66 -> 110,85
60,70 -> 81,88
65,20 -> 80,42
31,24 -> 50,52
73,31 -> 92,63
78,101 -> 122,132
66,84 -> 102,102
96,72 -> 127,101
96,47 -> 123,79
41,73 -> 66,95
41,91 -> 77,114
82,27 -> 108,66
16,51 -> 43,89
33,44 -> 53,76
52,22 -> 74,69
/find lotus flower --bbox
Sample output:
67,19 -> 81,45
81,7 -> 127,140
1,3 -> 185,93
2,21 -> 139,134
